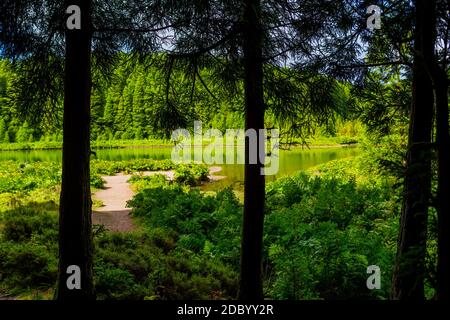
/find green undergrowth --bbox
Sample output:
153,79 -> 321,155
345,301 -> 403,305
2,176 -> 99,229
0,155 -> 399,299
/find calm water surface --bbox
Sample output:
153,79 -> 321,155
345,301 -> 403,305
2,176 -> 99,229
0,146 -> 359,191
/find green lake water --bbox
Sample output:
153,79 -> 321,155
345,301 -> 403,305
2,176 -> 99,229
0,146 -> 359,191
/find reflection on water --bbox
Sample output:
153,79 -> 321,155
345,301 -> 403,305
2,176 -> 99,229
203,147 -> 359,191
0,146 -> 359,191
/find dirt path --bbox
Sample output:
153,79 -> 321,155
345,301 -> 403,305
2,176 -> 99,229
92,167 -> 223,232
92,174 -> 136,233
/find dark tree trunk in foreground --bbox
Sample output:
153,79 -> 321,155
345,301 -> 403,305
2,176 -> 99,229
239,0 -> 266,300
56,0 -> 94,299
391,0 -> 435,300
434,61 -> 450,300
422,0 -> 450,300
434,68 -> 450,300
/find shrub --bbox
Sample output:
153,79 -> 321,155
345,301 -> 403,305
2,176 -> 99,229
128,185 -> 241,260
90,174 -> 106,189
95,265 -> 147,300
2,207 -> 58,242
174,164 -> 209,186
128,174 -> 168,192
0,242 -> 57,290
91,159 -> 176,176
94,231 -> 238,300
264,164 -> 398,300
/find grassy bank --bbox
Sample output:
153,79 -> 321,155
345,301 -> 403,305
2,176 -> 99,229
0,139 -> 175,151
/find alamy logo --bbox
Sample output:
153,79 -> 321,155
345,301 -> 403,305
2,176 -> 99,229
66,5 -> 81,30
367,5 -> 382,31
366,265 -> 381,290
66,265 -> 81,290
171,121 -> 280,176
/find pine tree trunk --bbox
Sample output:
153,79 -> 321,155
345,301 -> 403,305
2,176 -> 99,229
391,0 -> 434,300
55,0 -> 94,300
434,67 -> 450,300
420,0 -> 450,300
239,0 -> 266,300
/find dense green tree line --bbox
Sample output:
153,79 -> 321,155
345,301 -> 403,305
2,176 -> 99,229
1,57 -> 359,144
0,57 -> 246,142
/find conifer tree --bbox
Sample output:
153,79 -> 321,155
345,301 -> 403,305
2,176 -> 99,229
132,72 -> 146,139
